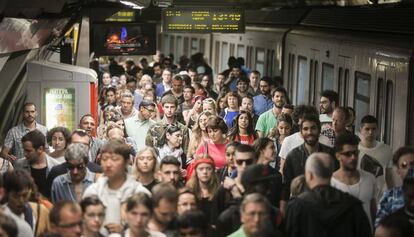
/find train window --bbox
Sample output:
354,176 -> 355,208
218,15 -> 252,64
296,56 -> 308,104
338,67 -> 343,104
237,45 -> 245,59
322,63 -> 334,91
176,36 -> 183,63
354,71 -> 371,129
230,43 -> 235,57
184,37 -> 189,56
287,53 -> 295,97
384,81 -> 394,145
376,78 -> 384,139
222,42 -> 229,72
200,38 -> 205,54
214,41 -> 220,72
247,46 -> 253,70
163,34 -> 170,55
343,69 -> 349,105
191,38 -> 198,55
309,59 -> 318,105
169,35 -> 175,55
157,33 -> 162,50
267,49 -> 275,76
256,48 -> 265,76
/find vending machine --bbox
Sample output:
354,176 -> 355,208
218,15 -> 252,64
26,60 -> 98,133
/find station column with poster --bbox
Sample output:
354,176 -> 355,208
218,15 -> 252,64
26,60 -> 98,133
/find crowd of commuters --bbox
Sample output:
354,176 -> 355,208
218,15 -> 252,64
0,52 -> 413,237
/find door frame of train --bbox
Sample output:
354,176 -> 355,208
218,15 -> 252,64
337,56 -> 352,107
375,63 -> 396,145
309,49 -> 321,106
285,43 -> 297,103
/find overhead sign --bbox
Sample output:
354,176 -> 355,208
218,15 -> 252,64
162,7 -> 245,33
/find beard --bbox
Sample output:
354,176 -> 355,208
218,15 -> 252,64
304,135 -> 318,146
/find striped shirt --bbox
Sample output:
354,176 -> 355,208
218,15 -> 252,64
3,122 -> 47,160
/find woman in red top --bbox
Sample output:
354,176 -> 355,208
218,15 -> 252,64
195,116 -> 228,169
227,110 -> 257,145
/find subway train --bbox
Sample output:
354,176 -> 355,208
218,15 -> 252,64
159,5 -> 414,150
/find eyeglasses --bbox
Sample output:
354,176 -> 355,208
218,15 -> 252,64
58,221 -> 83,228
243,211 -> 268,219
339,150 -> 359,157
235,158 -> 254,166
67,163 -> 86,170
143,106 -> 155,113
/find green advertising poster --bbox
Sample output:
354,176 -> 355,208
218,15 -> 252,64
44,88 -> 76,131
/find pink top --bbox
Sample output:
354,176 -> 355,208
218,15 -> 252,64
195,139 -> 228,169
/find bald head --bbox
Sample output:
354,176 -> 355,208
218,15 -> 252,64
305,152 -> 334,189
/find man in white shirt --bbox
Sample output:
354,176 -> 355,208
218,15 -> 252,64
331,133 -> 377,228
319,90 -> 338,131
83,140 -> 150,236
125,100 -> 156,150
279,105 -> 332,173
358,115 -> 394,200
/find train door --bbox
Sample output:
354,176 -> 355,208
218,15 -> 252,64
337,56 -> 351,107
375,64 -> 396,145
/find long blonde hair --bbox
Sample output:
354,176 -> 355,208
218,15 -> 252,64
131,147 -> 158,180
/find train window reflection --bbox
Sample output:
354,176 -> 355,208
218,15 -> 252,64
176,36 -> 183,64
230,43 -> 235,57
191,38 -> 198,55
214,41 -> 220,71
288,53 -> 295,97
221,42 -> 229,72
354,71 -> 371,129
163,34 -> 170,54
183,37 -> 189,56
322,63 -> 334,91
256,48 -> 265,76
237,45 -> 245,59
169,35 -> 175,55
296,56 -> 308,104
200,39 -> 205,54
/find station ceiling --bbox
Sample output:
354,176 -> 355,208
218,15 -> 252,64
0,0 -> 409,20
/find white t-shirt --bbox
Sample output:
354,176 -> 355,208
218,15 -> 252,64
279,132 -> 333,159
83,175 -> 151,236
319,113 -> 332,130
358,141 -> 393,200
331,170 -> 376,227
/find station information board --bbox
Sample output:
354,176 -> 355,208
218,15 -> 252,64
162,7 -> 245,33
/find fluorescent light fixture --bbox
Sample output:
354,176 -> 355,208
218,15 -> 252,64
119,0 -> 150,9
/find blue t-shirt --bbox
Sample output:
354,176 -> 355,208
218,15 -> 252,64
224,110 -> 239,128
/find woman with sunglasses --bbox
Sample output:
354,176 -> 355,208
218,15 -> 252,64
187,112 -> 212,159
227,111 -> 257,145
132,147 -> 160,192
195,116 -> 228,169
123,193 -> 166,237
182,95 -> 205,129
186,157 -> 219,222
157,125 -> 185,166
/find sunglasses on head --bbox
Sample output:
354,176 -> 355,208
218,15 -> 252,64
235,158 -> 254,166
67,163 -> 86,170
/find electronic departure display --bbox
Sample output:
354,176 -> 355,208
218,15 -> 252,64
162,7 -> 245,33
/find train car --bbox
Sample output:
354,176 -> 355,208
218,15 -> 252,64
158,6 -> 414,149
